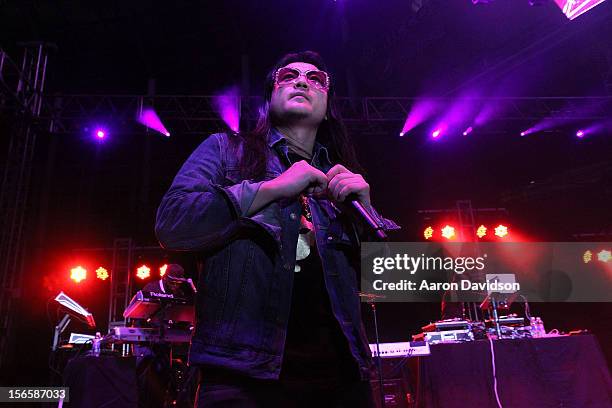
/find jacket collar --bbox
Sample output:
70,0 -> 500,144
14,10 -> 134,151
267,127 -> 332,169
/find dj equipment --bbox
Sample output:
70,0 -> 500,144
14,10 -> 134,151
413,329 -> 474,344
123,290 -> 194,323
421,319 -> 470,332
111,326 -> 191,344
486,316 -> 525,327
414,318 -> 475,344
369,341 -> 431,358
68,332 -> 96,344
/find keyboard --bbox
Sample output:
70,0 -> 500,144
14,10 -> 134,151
369,341 -> 431,358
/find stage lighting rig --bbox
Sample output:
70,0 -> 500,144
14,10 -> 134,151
96,267 -> 109,280
70,266 -> 87,283
441,225 -> 456,240
136,264 -> 151,280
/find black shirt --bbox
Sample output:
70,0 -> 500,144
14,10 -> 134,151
279,152 -> 359,390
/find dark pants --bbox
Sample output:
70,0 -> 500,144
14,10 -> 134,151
195,368 -> 376,408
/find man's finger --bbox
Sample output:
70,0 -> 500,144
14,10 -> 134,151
326,164 -> 350,180
328,172 -> 354,194
311,168 -> 329,188
338,181 -> 363,202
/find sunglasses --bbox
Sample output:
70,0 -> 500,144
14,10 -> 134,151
274,67 -> 330,91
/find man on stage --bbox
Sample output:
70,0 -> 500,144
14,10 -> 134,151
156,51 -> 398,407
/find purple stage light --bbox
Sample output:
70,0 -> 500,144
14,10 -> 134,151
213,86 -> 240,133
554,0 -> 608,20
520,130 -> 528,136
525,96 -> 609,138
401,99 -> 442,136
431,123 -> 449,140
462,126 -> 473,136
474,96 -> 522,129
96,129 -> 105,139
430,91 -> 480,139
138,107 -> 170,137
577,122 -> 608,137
399,131 -> 405,137
519,100 -> 602,138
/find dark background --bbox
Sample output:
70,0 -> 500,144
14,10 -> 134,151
1,0 -> 611,386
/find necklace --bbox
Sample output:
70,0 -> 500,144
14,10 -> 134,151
295,195 -> 314,272
299,195 -> 312,222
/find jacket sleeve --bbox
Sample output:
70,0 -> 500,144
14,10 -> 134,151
366,205 -> 401,233
155,133 -> 278,251
351,203 -> 401,244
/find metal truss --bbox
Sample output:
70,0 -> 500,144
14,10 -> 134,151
71,241 -> 168,330
38,95 -> 612,136
0,44 -> 50,370
108,238 -> 133,328
0,44 -> 49,116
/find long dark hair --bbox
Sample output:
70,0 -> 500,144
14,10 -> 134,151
235,51 -> 363,180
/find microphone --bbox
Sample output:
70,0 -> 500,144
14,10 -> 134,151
167,276 -> 198,294
347,196 -> 388,241
274,145 -> 388,240
186,278 -> 197,294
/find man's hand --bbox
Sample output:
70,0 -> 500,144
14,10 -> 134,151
263,160 -> 328,200
326,164 -> 371,206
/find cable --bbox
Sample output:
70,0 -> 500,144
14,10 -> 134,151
518,295 -> 531,321
488,336 -> 503,408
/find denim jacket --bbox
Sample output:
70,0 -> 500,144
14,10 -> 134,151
155,129 -> 399,381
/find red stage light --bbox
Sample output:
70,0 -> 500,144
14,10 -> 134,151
423,226 -> 434,240
159,264 -> 168,277
494,224 -> 509,238
441,225 -> 456,240
597,250 -> 611,263
476,225 -> 487,238
136,265 -> 151,280
96,267 -> 109,280
70,266 -> 87,283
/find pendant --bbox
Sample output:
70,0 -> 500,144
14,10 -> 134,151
295,233 -> 311,272
295,212 -> 314,272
